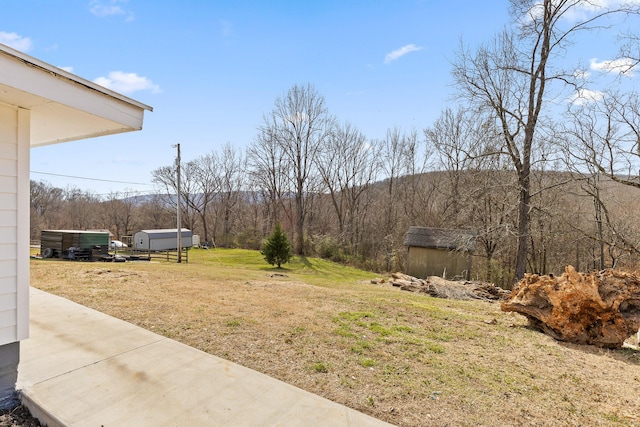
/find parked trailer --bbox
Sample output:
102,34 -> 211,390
40,230 -> 109,260
133,228 -> 193,251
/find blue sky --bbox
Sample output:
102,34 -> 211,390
0,0 -> 636,196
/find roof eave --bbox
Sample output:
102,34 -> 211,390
0,43 -> 152,112
0,43 -> 153,147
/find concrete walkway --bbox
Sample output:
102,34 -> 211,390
18,288 -> 394,427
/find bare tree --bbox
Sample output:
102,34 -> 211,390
213,143 -> 246,247
256,83 -> 334,254
247,119 -> 291,232
377,129 -> 406,232
425,107 -> 491,227
426,108 -> 521,283
452,0 -> 639,280
570,92 -> 640,189
137,194 -> 175,230
30,180 -> 64,239
564,90 -> 640,264
190,151 -> 223,244
395,129 -> 433,228
102,190 -> 139,239
151,163 -> 199,233
620,30 -> 640,71
315,122 -> 380,248
374,128 -> 425,271
61,187 -> 100,230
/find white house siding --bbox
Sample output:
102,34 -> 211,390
0,45 -> 150,407
0,104 -> 29,346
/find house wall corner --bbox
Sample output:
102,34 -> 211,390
0,342 -> 19,409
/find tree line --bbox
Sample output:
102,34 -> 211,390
30,1 -> 640,287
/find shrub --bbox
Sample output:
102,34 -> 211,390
314,234 -> 340,259
260,222 -> 292,268
234,228 -> 263,250
310,234 -> 353,263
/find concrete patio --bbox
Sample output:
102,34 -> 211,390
17,287 -> 394,426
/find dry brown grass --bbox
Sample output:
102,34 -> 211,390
30,249 -> 640,427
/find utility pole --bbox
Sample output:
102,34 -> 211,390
174,143 -> 182,263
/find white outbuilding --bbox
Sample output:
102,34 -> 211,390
133,228 -> 193,251
0,43 -> 151,407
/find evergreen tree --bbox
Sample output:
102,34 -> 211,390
261,223 -> 292,268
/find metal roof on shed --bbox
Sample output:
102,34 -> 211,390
43,230 -> 110,234
403,226 -> 477,251
137,229 -> 192,239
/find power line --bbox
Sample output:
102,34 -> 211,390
30,171 -> 152,186
93,190 -> 158,197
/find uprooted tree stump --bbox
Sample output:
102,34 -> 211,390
501,265 -> 640,348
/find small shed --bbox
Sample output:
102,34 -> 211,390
134,229 -> 193,251
40,230 -> 109,259
404,226 -> 477,280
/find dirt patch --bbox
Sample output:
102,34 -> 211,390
30,258 -> 640,427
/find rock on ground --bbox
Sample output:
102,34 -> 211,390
501,265 -> 640,348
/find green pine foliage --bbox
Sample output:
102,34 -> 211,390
261,223 -> 292,268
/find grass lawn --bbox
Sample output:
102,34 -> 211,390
30,248 -> 640,426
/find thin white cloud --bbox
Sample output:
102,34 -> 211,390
93,71 -> 160,94
0,31 -> 33,52
590,57 -> 636,77
528,0 -> 640,22
569,88 -> 605,105
59,66 -> 74,73
384,44 -> 422,64
90,0 -> 134,22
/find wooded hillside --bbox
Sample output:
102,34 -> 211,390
30,167 -> 640,288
